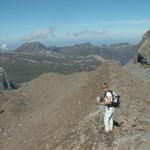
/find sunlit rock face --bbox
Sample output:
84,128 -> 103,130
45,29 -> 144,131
137,30 -> 150,65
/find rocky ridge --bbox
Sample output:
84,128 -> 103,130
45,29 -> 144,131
0,60 -> 150,150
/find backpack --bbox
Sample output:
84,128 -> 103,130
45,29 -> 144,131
105,90 -> 120,108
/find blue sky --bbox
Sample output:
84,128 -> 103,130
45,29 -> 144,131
0,0 -> 150,49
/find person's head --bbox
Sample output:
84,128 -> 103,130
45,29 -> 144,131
101,83 -> 109,92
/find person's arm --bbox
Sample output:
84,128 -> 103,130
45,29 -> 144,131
99,96 -> 112,105
96,92 -> 112,105
99,92 -> 112,105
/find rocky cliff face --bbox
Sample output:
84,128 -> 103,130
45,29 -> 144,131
0,67 -> 16,90
137,30 -> 150,65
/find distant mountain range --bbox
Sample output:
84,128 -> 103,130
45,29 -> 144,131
54,42 -> 137,64
14,42 -> 137,64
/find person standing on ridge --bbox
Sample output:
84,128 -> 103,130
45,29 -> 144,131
97,83 -> 115,133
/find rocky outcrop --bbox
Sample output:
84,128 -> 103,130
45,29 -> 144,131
137,30 -> 150,65
0,67 -> 16,90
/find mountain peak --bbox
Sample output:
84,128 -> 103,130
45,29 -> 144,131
15,41 -> 49,54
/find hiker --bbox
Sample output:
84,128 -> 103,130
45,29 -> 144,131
96,83 -> 115,133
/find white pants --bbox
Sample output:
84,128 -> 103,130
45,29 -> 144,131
104,107 -> 114,131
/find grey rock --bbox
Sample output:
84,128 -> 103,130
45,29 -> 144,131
0,67 -> 13,90
137,29 -> 150,65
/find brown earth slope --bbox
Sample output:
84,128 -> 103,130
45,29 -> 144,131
0,60 -> 150,150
